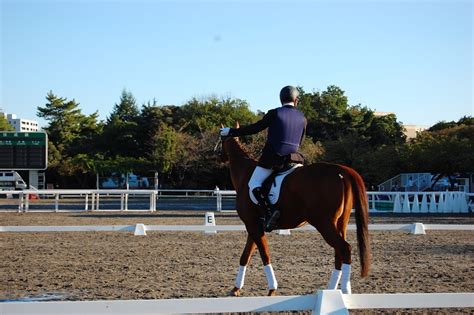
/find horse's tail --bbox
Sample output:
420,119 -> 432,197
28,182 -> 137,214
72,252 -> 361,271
348,168 -> 371,277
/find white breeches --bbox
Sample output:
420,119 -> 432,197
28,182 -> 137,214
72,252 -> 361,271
248,166 -> 272,204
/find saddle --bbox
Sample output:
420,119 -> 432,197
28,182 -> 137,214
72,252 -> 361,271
261,163 -> 303,205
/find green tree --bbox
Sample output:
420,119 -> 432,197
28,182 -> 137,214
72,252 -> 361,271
0,115 -> 14,131
407,125 -> 474,189
180,97 -> 257,135
149,123 -> 182,174
37,91 -> 83,152
366,113 -> 406,146
102,90 -> 140,157
298,85 -> 349,141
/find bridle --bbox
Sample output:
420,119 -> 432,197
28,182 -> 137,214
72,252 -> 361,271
213,136 -> 223,153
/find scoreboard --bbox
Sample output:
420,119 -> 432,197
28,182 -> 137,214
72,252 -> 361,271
0,132 -> 48,170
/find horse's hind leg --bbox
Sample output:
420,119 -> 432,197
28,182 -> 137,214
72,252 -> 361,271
328,251 -> 342,290
316,221 -> 352,294
328,214 -> 350,290
250,230 -> 278,296
231,234 -> 257,296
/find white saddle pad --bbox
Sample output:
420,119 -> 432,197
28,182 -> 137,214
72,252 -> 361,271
267,164 -> 303,205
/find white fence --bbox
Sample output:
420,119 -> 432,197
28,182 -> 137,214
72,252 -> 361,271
0,189 -> 472,213
1,290 -> 473,314
2,222 -> 473,235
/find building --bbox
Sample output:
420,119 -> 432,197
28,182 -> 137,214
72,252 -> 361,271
403,125 -> 428,139
1,113 -> 39,132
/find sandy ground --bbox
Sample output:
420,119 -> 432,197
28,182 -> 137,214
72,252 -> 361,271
1,211 -> 473,314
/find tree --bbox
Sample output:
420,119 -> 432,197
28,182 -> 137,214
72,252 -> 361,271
180,97 -> 257,136
0,115 -> 14,131
429,116 -> 473,131
149,123 -> 182,174
102,90 -> 140,157
109,90 -> 140,122
407,125 -> 474,189
37,91 -> 83,153
366,113 -> 406,146
298,85 -> 350,141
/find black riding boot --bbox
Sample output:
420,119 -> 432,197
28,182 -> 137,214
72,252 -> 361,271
252,187 -> 280,232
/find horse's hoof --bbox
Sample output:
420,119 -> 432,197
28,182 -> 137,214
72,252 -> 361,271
267,289 -> 277,296
230,287 -> 241,297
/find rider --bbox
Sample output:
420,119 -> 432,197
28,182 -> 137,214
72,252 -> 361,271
220,85 -> 307,231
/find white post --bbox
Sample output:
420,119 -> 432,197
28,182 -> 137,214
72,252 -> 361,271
24,193 -> 29,212
149,192 -> 154,212
411,193 -> 420,213
18,192 -> 24,213
370,194 -> 376,212
85,194 -> 89,211
120,193 -> 124,211
91,193 -> 95,211
438,193 -> 445,213
96,192 -> 100,210
446,192 -> 452,212
124,193 -> 129,211
429,193 -> 437,213
453,193 -> 461,213
215,187 -> 222,212
55,193 -> 59,212
420,193 -> 428,213
460,193 -> 469,213
393,193 -> 401,213
402,193 -> 411,213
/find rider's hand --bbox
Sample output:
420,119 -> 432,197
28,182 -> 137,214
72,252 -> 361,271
220,127 -> 231,137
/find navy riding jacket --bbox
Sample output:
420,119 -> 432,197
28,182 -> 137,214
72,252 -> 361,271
229,105 -> 307,157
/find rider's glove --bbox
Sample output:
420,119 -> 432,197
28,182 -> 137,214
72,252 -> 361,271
220,127 -> 231,137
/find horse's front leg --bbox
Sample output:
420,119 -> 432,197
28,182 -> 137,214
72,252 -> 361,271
230,234 -> 257,296
251,230 -> 278,296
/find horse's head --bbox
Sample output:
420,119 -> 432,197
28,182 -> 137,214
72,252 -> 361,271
219,122 -> 240,162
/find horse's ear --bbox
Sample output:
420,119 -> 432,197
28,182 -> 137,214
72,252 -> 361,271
235,121 -> 240,128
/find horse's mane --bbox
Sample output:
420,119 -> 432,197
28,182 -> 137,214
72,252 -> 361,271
225,137 -> 257,163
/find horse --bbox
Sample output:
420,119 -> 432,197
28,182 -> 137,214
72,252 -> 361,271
220,135 -> 371,296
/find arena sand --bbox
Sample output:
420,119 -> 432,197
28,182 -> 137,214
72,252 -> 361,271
1,211 -> 473,314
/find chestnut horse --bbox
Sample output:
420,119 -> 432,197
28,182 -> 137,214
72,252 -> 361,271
221,136 -> 371,296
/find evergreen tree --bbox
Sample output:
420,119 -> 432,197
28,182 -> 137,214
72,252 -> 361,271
102,90 -> 140,157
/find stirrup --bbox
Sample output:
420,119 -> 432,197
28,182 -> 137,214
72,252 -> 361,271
264,209 -> 280,232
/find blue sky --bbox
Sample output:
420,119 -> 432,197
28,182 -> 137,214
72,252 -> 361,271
1,0 -> 472,128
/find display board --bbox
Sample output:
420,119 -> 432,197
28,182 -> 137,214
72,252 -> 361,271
0,132 -> 48,170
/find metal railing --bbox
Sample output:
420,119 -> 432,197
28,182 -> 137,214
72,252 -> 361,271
0,189 -> 471,213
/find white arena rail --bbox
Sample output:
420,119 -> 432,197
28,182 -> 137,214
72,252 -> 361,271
0,189 -> 471,213
1,290 -> 473,315
1,222 -> 473,235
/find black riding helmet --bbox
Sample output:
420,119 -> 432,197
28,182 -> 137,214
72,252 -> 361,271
279,85 -> 299,104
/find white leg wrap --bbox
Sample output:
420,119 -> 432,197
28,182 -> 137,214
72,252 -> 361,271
234,265 -> 247,289
327,269 -> 342,289
248,166 -> 272,204
264,264 -> 278,290
341,263 -> 351,294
